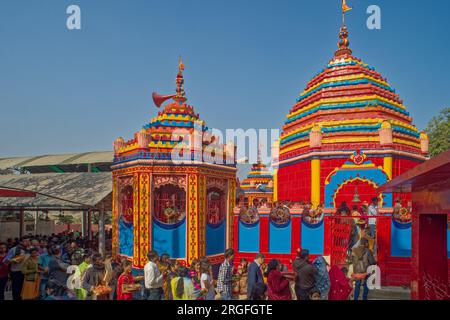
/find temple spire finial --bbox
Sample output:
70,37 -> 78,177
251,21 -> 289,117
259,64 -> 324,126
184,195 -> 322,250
335,0 -> 353,57
174,56 -> 187,103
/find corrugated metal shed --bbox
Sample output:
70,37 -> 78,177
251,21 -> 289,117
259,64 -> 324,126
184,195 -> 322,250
0,151 -> 113,173
0,172 -> 112,210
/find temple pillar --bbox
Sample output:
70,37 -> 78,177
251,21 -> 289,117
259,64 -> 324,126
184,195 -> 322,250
227,178 -> 236,250
311,158 -> 321,208
137,173 -> 150,267
198,174 -> 207,258
383,156 -> 393,180
187,174 -> 199,265
132,173 -> 140,268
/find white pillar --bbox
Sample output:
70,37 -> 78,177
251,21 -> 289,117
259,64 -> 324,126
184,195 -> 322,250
98,209 -> 105,257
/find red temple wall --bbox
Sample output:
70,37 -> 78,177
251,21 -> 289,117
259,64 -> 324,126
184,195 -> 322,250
278,161 -> 311,202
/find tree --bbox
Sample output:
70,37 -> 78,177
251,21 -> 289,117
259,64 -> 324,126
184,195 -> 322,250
56,214 -> 75,231
425,107 -> 450,157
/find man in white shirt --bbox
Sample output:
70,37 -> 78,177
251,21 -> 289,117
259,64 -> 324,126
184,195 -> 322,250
367,197 -> 378,238
144,251 -> 164,300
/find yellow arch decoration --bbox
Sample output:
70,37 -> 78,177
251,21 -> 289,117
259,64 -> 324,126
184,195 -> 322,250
331,177 -> 384,208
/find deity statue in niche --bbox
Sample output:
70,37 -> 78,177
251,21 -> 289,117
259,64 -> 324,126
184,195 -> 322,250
119,185 -> 133,224
206,189 -> 225,225
153,183 -> 186,224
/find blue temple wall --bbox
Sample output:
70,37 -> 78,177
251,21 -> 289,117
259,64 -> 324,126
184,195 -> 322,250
119,217 -> 133,257
206,220 -> 226,255
301,219 -> 324,255
269,220 -> 291,254
238,220 -> 260,253
152,219 -> 186,258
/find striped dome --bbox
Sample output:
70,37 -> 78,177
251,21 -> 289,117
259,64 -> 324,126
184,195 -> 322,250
279,26 -> 422,161
241,160 -> 273,193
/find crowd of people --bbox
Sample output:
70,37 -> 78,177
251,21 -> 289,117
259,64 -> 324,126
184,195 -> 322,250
0,238 -> 376,301
0,198 -> 379,301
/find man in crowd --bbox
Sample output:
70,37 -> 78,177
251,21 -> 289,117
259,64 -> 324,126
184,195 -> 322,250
4,236 -> 31,300
217,248 -> 235,300
247,253 -> 265,300
82,253 -> 107,300
352,237 -> 376,300
144,250 -> 164,300
368,197 -> 378,238
38,244 -> 53,299
293,249 -> 317,300
48,245 -> 70,293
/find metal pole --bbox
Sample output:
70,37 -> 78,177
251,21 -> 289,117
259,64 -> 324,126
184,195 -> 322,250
34,209 -> 38,236
81,210 -> 87,237
87,209 -> 92,242
19,208 -> 24,238
99,205 -> 105,257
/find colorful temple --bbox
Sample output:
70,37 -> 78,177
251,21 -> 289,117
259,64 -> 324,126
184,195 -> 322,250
112,12 -> 450,287
233,21 -> 450,287
111,60 -> 237,268
238,151 -> 274,207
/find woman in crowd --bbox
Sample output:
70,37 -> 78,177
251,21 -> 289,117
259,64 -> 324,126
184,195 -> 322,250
236,258 -> 248,298
328,265 -> 352,300
171,266 -> 196,300
116,259 -> 141,300
21,247 -> 41,300
312,256 -> 331,300
189,259 -> 202,299
200,261 -> 215,300
265,259 -> 291,300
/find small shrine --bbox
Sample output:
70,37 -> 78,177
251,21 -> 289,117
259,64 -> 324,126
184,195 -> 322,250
111,59 -> 237,268
238,150 -> 274,207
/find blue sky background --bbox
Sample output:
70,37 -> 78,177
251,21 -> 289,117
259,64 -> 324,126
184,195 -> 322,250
1,0 -> 450,159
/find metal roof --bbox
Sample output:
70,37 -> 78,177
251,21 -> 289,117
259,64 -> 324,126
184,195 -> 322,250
0,172 -> 112,210
0,151 -> 113,173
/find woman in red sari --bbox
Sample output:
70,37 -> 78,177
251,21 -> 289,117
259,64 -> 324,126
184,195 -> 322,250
328,265 -> 352,300
116,259 -> 140,300
265,259 -> 292,300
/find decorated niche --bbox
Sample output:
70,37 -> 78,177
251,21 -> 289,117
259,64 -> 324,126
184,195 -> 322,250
239,206 -> 260,225
206,178 -> 227,225
270,204 -> 291,226
119,180 -> 133,224
153,175 -> 187,224
118,176 -> 134,257
393,199 -> 412,226
302,203 -> 325,226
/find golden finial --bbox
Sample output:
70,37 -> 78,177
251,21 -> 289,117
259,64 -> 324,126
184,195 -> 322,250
174,56 -> 187,103
335,1 -> 353,57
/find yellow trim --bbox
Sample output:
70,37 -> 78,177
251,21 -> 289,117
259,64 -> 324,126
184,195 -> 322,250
132,174 -> 139,268
288,95 -> 407,119
281,118 -> 418,140
280,136 -> 420,155
187,174 -> 198,264
273,168 -> 278,202
384,156 -> 393,180
301,73 -> 390,97
311,159 -> 320,208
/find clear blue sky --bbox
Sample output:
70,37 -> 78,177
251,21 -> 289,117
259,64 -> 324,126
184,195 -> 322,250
1,0 -> 449,157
